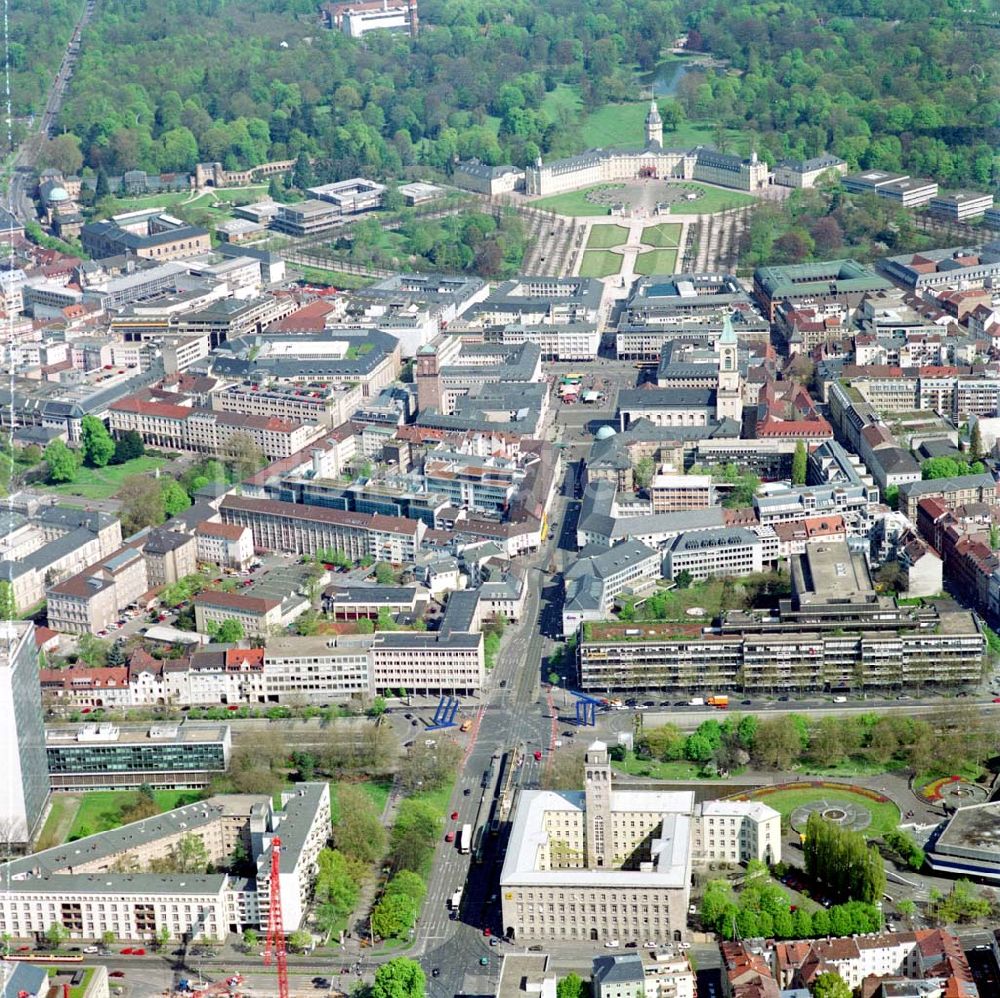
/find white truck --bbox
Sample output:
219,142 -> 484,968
450,888 -> 462,910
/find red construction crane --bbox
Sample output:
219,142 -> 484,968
263,836 -> 290,998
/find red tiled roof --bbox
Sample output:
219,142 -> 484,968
39,666 -> 128,690
196,520 -> 247,540
34,626 -> 59,647
194,589 -> 281,613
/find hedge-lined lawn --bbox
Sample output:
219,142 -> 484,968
532,185 -> 620,217
579,250 -> 622,277
635,248 -> 678,275
642,222 -> 682,247
739,785 -> 900,838
587,223 -> 629,249
48,455 -> 168,500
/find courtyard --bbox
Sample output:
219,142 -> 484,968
535,178 -> 757,220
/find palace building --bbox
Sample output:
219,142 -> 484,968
524,102 -> 770,198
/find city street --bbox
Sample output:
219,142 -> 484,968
415,459 -> 580,998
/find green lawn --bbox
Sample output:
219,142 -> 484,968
48,966 -> 96,998
541,83 -> 584,121
532,185 -> 619,217
48,456 -> 168,500
740,786 -> 901,839
642,222 -> 682,247
613,754 -> 708,780
99,190 -> 196,215
586,224 -> 629,249
580,101 -> 747,153
35,795 -> 78,852
635,248 -> 678,275
579,250 -> 622,277
663,181 -> 757,214
331,779 -> 393,822
298,265 -> 375,290
207,184 -> 270,204
410,775 -> 457,814
68,789 -> 204,841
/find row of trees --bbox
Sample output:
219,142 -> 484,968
700,862 -> 883,940
803,812 -> 886,904
635,705 -> 998,776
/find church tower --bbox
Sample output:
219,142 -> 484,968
645,99 -> 663,148
715,312 -> 743,422
584,741 -> 612,869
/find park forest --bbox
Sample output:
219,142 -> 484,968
16,0 -> 1000,196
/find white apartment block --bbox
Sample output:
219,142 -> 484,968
594,953 -> 696,998
371,632 -> 484,694
662,527 -> 766,583
500,742 -> 692,945
194,591 -> 284,638
0,784 -> 329,941
195,521 -> 255,570
691,800 -> 781,866
649,471 -> 714,512
262,635 -> 374,702
210,382 -> 364,427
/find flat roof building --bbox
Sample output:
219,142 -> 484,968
45,723 -> 232,790
926,801 -> 1000,882
500,741 -> 693,944
929,191 -> 994,221
0,622 -> 50,851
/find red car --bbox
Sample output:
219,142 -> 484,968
120,948 -> 133,955
132,948 -> 146,956
450,811 -> 459,820
994,697 -> 1000,703
533,751 -> 542,761
445,832 -> 455,843
483,928 -> 491,937
110,971 -> 125,978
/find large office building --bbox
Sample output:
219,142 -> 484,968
562,539 -> 662,638
220,494 -> 426,562
45,723 -> 232,791
577,540 -> 984,695
753,259 -> 892,321
500,741 -> 693,945
0,622 -> 50,851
